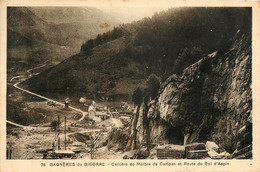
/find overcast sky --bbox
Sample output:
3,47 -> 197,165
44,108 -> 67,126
97,6 -> 170,23
88,0 -> 173,23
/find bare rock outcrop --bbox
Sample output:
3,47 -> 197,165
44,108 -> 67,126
127,30 -> 252,157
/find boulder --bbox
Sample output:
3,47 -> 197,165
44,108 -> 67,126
157,144 -> 185,159
187,150 -> 208,159
206,141 -> 219,152
185,142 -> 206,157
208,150 -> 222,159
185,143 -> 206,157
208,150 -> 230,159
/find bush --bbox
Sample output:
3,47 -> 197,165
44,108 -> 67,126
50,120 -> 58,130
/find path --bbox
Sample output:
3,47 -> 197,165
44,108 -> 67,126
10,75 -> 26,82
8,62 -> 87,128
26,60 -> 49,74
6,120 -> 48,130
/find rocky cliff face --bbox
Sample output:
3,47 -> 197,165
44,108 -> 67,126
127,30 -> 252,155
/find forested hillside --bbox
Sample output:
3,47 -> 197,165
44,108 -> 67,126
81,7 -> 251,77
25,7 -> 251,101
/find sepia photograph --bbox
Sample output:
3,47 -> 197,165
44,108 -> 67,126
5,5 -> 253,160
1,0 -> 260,171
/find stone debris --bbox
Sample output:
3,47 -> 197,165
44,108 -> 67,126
185,142 -> 206,156
187,150 -> 208,159
157,144 -> 185,159
155,141 -> 233,159
185,143 -> 207,159
206,141 -> 219,152
207,150 -> 230,159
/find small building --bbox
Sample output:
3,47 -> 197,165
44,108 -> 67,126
88,104 -> 96,112
65,101 -> 69,108
64,98 -> 70,108
88,110 -> 96,119
95,111 -> 110,120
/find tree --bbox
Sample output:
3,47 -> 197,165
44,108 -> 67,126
173,46 -> 204,75
146,74 -> 160,99
132,87 -> 143,105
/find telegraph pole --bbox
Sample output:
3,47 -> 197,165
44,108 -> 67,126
91,142 -> 94,159
58,115 -> 60,130
64,116 -> 67,150
57,115 -> 61,150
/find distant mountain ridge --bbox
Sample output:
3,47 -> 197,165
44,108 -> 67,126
28,7 -> 119,24
7,7 -> 120,73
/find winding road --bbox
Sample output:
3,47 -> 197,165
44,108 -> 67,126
6,120 -> 50,130
26,63 -> 47,74
7,63 -> 87,128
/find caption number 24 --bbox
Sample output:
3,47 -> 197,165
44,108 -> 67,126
41,163 -> 46,167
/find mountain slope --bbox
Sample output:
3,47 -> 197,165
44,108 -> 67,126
24,7 -> 251,102
24,37 -> 147,100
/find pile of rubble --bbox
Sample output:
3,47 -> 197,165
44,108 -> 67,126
156,141 -> 233,159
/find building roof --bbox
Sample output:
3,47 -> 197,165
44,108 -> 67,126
95,111 -> 109,116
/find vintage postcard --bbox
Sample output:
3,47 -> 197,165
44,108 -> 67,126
0,0 -> 259,171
